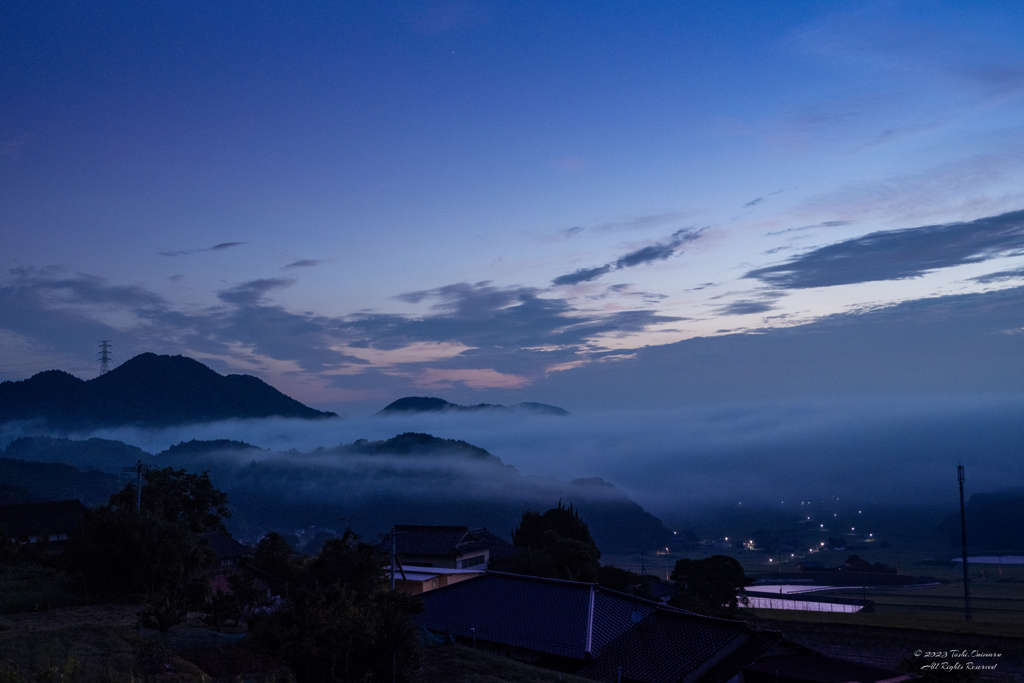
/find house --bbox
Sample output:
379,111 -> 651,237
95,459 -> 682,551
198,531 -> 249,571
388,565 -> 485,595
0,499 -> 88,545
197,531 -> 271,598
415,571 -> 789,682
377,525 -> 515,569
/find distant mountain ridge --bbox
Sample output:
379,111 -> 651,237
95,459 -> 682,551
0,353 -> 337,429
378,396 -> 569,416
2,434 -> 671,552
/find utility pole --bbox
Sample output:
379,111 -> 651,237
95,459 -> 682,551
388,527 -> 406,590
97,341 -> 112,375
958,464 -> 971,621
122,460 -> 147,513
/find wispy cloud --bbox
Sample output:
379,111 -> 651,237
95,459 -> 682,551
160,242 -> 247,257
552,228 -> 706,286
217,278 -> 295,306
747,209 -> 1024,289
552,265 -> 611,286
971,266 -> 1024,284
0,136 -> 30,157
283,259 -> 325,269
715,298 -> 781,316
0,272 -> 679,396
592,212 -> 688,233
416,367 -> 529,389
766,220 -> 850,237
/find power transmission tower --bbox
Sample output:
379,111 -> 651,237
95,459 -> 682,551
97,341 -> 113,375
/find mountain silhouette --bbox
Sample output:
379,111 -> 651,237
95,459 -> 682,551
0,353 -> 336,429
378,396 -> 569,416
335,432 -> 503,462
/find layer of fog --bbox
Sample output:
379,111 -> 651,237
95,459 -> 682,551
6,394 -> 1021,525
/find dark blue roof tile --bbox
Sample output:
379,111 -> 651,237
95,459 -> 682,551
416,573 -> 592,658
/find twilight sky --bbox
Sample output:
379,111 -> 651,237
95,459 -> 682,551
3,1 -> 1024,414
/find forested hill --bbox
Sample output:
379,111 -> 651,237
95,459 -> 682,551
1,434 -> 674,552
378,396 -> 569,416
0,353 -> 337,429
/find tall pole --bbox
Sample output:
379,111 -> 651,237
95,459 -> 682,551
958,464 -> 971,621
136,460 -> 143,513
391,527 -> 396,591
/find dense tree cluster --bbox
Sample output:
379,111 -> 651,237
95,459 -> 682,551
4,465 -> 423,681
248,531 -> 422,683
668,555 -> 752,615
63,467 -> 229,630
493,503 -> 601,582
107,467 -> 230,533
844,554 -> 894,573
495,504 -> 652,599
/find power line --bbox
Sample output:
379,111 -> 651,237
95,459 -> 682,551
98,341 -> 112,375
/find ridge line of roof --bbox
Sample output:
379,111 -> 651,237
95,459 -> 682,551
422,571 -> 782,635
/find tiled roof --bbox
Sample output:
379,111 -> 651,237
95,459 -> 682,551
742,653 -> 918,683
590,590 -> 657,652
0,499 -> 88,537
415,571 -> 790,683
578,608 -> 755,683
197,531 -> 249,558
379,525 -> 515,559
385,525 -> 471,556
467,528 -> 517,561
415,572 -> 594,658
414,570 -> 763,676
696,631 -> 788,683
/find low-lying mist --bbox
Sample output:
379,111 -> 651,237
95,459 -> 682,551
4,393 -> 1020,533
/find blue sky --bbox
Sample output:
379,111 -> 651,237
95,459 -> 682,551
3,0 -> 1024,412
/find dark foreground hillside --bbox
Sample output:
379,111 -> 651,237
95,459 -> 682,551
0,353 -> 337,429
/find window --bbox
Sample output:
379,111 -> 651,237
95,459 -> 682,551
461,555 -> 485,568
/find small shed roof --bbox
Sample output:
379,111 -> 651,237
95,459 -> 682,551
197,531 -> 249,559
